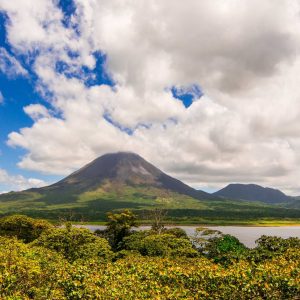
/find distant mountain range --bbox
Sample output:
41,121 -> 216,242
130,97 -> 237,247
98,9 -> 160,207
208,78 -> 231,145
213,183 -> 292,204
0,152 -> 299,222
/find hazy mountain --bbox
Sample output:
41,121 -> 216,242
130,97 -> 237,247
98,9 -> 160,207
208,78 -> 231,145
214,183 -> 292,204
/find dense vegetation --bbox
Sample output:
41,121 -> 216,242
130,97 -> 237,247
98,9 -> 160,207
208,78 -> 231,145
0,212 -> 299,299
1,185 -> 300,225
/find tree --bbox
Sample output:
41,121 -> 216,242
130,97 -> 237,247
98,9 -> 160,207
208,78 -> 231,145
205,234 -> 247,264
192,227 -> 247,264
148,208 -> 168,234
255,235 -> 300,252
124,232 -> 198,257
191,227 -> 223,250
0,215 -> 53,243
103,209 -> 138,250
249,235 -> 300,262
32,224 -> 112,262
163,227 -> 189,239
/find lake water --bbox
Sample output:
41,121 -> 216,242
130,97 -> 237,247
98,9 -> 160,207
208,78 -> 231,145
79,225 -> 300,248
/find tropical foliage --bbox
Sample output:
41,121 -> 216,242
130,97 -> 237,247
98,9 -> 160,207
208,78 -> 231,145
124,232 -> 198,258
0,214 -> 52,242
192,227 -> 248,265
32,223 -> 113,262
0,211 -> 299,299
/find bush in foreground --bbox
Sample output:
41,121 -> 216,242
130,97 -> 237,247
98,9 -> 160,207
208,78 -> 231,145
0,213 -> 299,299
124,231 -> 198,257
32,224 -> 113,262
0,236 -> 67,299
0,214 -> 53,243
0,239 -> 299,299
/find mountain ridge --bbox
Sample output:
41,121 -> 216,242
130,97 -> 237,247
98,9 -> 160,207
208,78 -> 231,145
214,183 -> 292,204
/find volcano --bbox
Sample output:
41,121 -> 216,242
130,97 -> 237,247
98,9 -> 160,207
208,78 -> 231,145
38,152 -> 211,200
0,152 -> 217,220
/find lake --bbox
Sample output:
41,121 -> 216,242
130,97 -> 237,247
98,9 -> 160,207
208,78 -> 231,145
79,225 -> 300,248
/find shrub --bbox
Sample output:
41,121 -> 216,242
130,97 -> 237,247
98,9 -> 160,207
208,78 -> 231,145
104,209 -> 138,250
255,235 -> 300,252
124,232 -> 198,257
205,234 -> 248,264
0,214 -> 299,299
249,235 -> 300,263
0,236 -> 66,299
32,224 -> 113,262
192,227 -> 248,264
0,215 -> 53,243
162,227 -> 189,239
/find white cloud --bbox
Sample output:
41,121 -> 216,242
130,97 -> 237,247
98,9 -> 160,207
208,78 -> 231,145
0,168 -> 47,192
24,104 -> 51,121
0,91 -> 3,104
0,47 -> 27,77
2,0 -> 300,195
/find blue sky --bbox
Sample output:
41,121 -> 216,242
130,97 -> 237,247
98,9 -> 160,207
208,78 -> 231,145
0,11 -> 59,191
0,4 -> 65,191
0,1 -> 299,195
0,1 -> 202,192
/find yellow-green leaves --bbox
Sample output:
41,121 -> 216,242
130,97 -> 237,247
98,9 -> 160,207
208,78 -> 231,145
0,241 -> 299,299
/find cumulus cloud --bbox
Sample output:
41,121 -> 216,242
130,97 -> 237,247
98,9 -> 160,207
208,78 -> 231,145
2,0 -> 300,194
0,168 -> 47,192
24,104 -> 51,121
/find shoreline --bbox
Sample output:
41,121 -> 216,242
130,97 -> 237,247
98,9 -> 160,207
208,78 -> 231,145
73,221 -> 300,227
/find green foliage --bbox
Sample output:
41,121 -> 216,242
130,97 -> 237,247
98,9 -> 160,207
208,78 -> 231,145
249,235 -> 300,263
162,227 -> 189,239
1,242 -> 299,299
124,232 -> 198,257
192,226 -> 224,250
0,214 -> 299,299
1,183 -> 300,224
32,225 -> 112,262
255,235 -> 300,252
192,227 -> 248,264
0,215 -> 53,243
104,209 -> 138,250
123,230 -> 150,250
205,234 -> 248,264
0,236 -> 67,299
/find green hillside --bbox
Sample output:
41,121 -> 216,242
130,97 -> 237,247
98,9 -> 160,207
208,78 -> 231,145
0,181 -> 300,224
